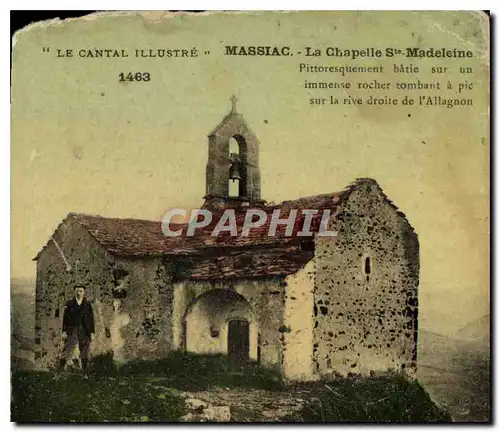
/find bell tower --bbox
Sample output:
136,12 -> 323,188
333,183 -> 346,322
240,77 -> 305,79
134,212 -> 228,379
203,96 -> 265,210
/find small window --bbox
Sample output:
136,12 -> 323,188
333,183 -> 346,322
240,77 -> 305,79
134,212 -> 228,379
210,326 -> 219,338
364,257 -> 371,275
363,256 -> 371,282
301,240 -> 315,252
113,268 -> 129,284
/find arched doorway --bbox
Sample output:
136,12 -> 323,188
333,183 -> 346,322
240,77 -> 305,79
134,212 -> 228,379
183,289 -> 257,365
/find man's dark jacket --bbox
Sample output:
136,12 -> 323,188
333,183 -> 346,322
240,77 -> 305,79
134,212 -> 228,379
62,298 -> 95,338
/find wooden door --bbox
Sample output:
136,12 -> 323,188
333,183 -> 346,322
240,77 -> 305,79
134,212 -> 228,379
228,319 -> 249,372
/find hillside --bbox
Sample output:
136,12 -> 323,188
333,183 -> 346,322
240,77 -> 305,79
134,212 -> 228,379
11,279 -> 35,370
454,314 -> 490,343
418,327 -> 490,422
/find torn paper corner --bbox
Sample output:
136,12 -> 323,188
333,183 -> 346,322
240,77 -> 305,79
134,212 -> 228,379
11,11 -> 129,48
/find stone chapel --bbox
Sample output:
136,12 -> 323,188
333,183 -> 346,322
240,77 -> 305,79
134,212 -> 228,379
34,98 -> 419,381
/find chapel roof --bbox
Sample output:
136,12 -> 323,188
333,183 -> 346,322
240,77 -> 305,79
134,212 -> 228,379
177,246 -> 315,280
33,178 -> 414,278
33,184 -> 348,260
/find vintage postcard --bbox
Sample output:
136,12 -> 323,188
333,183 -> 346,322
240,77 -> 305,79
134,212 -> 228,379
10,10 -> 490,423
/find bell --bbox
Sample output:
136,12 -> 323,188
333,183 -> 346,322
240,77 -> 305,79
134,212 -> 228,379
229,159 -> 242,181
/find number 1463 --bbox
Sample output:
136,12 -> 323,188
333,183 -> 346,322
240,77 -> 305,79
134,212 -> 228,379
119,72 -> 151,82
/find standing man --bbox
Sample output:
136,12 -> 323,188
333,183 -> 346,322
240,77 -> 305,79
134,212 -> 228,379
58,285 -> 95,378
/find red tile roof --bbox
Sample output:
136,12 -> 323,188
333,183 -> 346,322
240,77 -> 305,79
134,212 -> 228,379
55,187 -> 349,259
72,214 -> 196,257
34,178 -> 412,279
177,247 -> 315,280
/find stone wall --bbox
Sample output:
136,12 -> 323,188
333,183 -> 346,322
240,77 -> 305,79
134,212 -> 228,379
313,181 -> 419,377
111,257 -> 173,362
35,217 -> 174,369
172,278 -> 285,371
282,260 -> 317,381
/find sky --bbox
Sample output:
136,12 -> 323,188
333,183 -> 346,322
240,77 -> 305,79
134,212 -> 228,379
11,11 -> 489,335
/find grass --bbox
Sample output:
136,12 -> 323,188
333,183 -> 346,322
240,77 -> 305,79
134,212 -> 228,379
286,371 -> 452,423
11,371 -> 186,423
11,354 -> 451,423
87,351 -> 284,391
11,351 -> 283,423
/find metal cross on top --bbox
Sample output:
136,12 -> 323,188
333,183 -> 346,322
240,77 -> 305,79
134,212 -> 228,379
230,94 -> 238,113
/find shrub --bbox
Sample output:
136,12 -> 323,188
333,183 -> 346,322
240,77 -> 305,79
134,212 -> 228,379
289,372 -> 452,422
118,351 -> 284,391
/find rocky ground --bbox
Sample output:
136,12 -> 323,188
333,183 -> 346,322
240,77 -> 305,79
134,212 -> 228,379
179,386 -> 318,422
12,368 -> 453,423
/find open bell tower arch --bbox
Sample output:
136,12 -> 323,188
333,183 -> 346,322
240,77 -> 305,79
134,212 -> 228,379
203,96 -> 265,210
